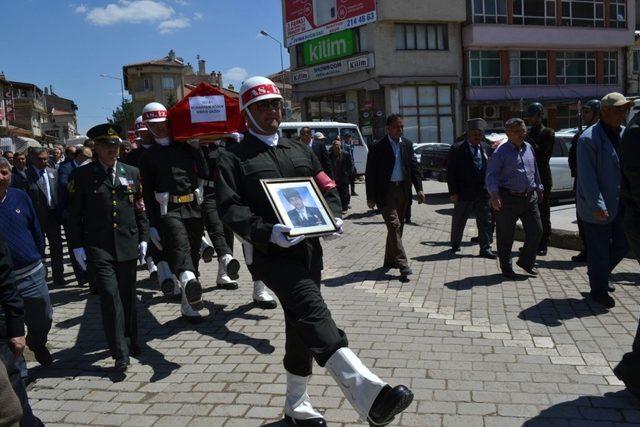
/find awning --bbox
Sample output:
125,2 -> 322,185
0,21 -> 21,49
14,136 -> 41,153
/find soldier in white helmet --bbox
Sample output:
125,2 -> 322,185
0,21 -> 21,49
216,76 -> 413,426
139,102 -> 209,321
123,115 -> 180,296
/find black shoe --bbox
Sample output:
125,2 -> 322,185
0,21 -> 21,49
226,258 -> 241,281
399,266 -> 412,276
591,293 -> 615,309
201,246 -> 215,263
479,250 -> 497,260
368,385 -> 414,426
451,246 -> 460,254
184,279 -> 203,309
149,270 -> 158,283
351,192 -> 358,196
33,348 -> 53,367
537,245 -> 548,256
129,343 -> 141,357
571,252 -> 587,262
383,263 -> 398,270
501,268 -> 517,279
253,298 -> 278,309
516,261 -> 539,276
608,282 -> 616,293
216,281 -> 239,290
614,356 -> 640,401
470,237 -> 479,243
114,357 -> 130,372
284,414 -> 326,426
160,279 -> 174,296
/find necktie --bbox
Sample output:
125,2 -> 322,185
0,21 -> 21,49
107,167 -> 114,185
41,170 -> 52,207
472,146 -> 482,171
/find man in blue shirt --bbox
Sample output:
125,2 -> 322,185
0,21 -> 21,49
486,118 -> 543,279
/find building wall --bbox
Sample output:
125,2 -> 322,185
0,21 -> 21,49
124,65 -> 185,117
377,0 -> 466,22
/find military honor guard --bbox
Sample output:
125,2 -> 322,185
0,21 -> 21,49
216,76 -> 413,426
139,102 -> 209,320
68,124 -> 149,371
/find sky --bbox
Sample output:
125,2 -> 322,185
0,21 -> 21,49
1,0 -> 290,134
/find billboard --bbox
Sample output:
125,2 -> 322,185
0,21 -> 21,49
284,0 -> 376,47
303,29 -> 357,66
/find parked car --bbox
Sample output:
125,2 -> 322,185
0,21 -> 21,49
418,143 -> 451,181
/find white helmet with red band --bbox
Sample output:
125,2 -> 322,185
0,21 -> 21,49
134,115 -> 148,132
239,76 -> 282,111
142,102 -> 168,123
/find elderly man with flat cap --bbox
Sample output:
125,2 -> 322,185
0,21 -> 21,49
447,119 -> 496,259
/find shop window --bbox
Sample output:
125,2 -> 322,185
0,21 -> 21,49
471,0 -> 507,24
561,0 -> 605,27
603,51 -> 617,84
305,93 -> 347,123
398,85 -> 454,144
556,52 -> 596,84
395,24 -> 448,51
510,51 -> 548,85
469,51 -> 501,86
633,50 -> 640,73
609,0 -> 626,28
513,0 -> 556,26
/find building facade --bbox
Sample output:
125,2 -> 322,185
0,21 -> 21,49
287,0 -> 467,144
123,50 -> 226,118
4,80 -> 46,138
463,0 -> 635,130
42,88 -> 79,143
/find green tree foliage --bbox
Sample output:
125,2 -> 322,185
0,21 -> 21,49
108,99 -> 134,136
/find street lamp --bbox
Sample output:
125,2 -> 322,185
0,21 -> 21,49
99,73 -> 127,131
260,30 -> 284,76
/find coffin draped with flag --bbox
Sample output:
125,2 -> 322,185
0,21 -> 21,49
169,82 -> 246,142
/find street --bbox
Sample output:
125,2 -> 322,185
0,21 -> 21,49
24,182 -> 640,426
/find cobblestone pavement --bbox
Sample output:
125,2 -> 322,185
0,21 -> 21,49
27,183 -> 640,426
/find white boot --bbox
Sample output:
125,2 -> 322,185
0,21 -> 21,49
179,270 -> 202,309
146,256 -> 157,275
180,287 -> 202,322
216,254 -> 239,289
253,280 -> 277,309
171,274 -> 181,299
157,261 -> 174,295
200,236 -> 215,263
284,371 -> 325,425
325,347 -> 386,421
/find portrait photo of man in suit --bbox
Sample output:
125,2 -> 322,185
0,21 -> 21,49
282,188 -> 327,228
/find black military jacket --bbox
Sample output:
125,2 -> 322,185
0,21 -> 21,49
123,144 -> 151,168
139,141 -> 209,227
215,133 -> 342,262
526,124 -> 555,186
67,161 -> 149,262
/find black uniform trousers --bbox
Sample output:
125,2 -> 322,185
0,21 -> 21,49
251,243 -> 348,377
539,180 -> 552,247
160,215 -> 203,275
44,210 -> 64,286
89,257 -> 137,360
202,196 -> 233,257
451,197 -> 492,252
495,192 -> 542,270
336,182 -> 350,211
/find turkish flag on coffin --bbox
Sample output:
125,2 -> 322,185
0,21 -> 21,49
169,82 -> 246,142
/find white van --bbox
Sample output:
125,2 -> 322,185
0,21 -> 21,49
278,122 -> 369,174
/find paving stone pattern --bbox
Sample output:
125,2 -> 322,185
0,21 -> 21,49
28,184 -> 640,426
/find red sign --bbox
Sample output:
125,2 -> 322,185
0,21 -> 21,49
0,99 -> 4,121
4,90 -> 14,122
284,0 -> 377,47
169,83 -> 246,142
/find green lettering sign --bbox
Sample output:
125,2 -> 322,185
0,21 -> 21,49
303,30 -> 357,66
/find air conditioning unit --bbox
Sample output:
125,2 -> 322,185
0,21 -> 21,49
482,105 -> 500,119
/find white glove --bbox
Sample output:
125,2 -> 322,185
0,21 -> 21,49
269,224 -> 305,248
73,248 -> 87,271
149,227 -> 163,250
194,186 -> 203,205
323,218 -> 344,241
154,192 -> 169,216
186,139 -> 200,148
138,241 -> 148,265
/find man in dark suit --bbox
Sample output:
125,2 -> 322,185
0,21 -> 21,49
366,114 -> 425,280
447,119 -> 497,259
12,147 -> 64,288
67,124 -> 149,371
284,189 -> 326,227
10,152 -> 27,188
299,127 -> 334,179
58,146 -> 93,287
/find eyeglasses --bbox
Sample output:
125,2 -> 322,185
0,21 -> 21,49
253,99 -> 283,112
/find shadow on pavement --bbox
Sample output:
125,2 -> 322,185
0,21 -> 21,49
435,208 -> 454,216
535,259 -> 578,271
445,273 -> 527,291
523,390 -> 639,426
413,249 -> 476,263
344,210 -> 379,220
420,241 -> 475,248
518,294 -> 609,327
323,267 -> 400,287
262,420 -> 289,427
611,272 -> 640,285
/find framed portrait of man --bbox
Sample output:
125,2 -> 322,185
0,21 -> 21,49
261,177 -> 338,237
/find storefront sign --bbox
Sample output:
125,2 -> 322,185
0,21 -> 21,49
4,90 -> 14,122
292,53 -> 374,84
284,0 -> 376,47
303,29 -> 356,66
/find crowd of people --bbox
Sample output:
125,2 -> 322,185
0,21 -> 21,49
0,82 -> 639,426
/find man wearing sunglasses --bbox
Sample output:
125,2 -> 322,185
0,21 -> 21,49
216,76 -> 413,427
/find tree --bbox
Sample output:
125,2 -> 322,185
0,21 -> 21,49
108,99 -> 134,136
166,94 -> 177,108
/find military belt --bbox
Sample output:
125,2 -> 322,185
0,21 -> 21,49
199,179 -> 215,189
169,193 -> 195,203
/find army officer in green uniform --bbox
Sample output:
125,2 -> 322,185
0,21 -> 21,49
68,124 -> 149,371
